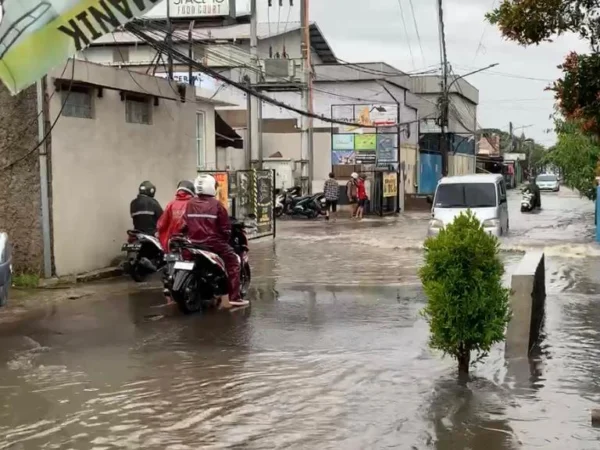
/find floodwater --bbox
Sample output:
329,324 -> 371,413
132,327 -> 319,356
0,189 -> 599,449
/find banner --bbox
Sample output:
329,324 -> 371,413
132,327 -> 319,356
213,172 -> 229,211
145,0 -> 230,18
0,0 -> 160,94
383,173 -> 398,198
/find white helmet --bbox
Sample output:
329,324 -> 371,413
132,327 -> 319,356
351,172 -> 359,180
194,174 -> 217,196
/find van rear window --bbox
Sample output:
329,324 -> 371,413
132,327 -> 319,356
434,183 -> 497,208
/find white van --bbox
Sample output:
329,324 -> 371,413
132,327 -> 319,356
426,174 -> 509,237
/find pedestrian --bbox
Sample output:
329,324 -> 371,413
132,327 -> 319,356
323,172 -> 339,222
346,172 -> 359,218
356,174 -> 368,220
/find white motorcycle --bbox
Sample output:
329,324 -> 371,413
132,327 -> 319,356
520,190 -> 535,213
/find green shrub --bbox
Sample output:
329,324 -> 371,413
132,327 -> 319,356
12,273 -> 40,289
419,211 -> 511,375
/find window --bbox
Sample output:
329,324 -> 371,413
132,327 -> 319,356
196,111 -> 206,167
434,183 -> 498,208
125,95 -> 151,125
113,47 -> 129,63
62,87 -> 93,119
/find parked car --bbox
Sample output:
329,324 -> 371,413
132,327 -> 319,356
0,232 -> 11,306
426,174 -> 509,237
536,173 -> 560,192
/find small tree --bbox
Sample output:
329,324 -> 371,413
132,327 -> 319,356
419,211 -> 511,375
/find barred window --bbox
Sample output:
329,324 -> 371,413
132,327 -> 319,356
125,95 -> 151,125
62,87 -> 93,119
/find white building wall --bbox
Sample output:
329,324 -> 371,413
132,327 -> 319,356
47,60 -> 216,276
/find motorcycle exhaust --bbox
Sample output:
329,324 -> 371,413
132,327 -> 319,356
138,257 -> 157,273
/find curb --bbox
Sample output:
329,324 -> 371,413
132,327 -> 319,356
38,266 -> 124,288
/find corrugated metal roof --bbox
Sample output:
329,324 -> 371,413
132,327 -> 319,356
91,22 -> 337,63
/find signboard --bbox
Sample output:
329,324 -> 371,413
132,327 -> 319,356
332,150 -> 356,165
355,134 -> 376,150
145,0 -> 231,18
377,134 -> 398,163
155,72 -> 203,87
0,0 -> 158,94
383,173 -> 398,197
332,134 -> 354,150
213,172 -> 229,211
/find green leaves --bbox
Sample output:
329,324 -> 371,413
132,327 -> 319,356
543,119 -> 600,200
419,212 -> 511,373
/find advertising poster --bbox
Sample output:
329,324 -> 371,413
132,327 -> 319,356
213,172 -> 229,211
0,0 -> 158,94
332,134 -> 355,150
377,134 -> 398,163
355,134 -> 377,150
255,172 -> 273,231
332,150 -> 356,165
355,151 -> 376,165
383,173 -> 398,197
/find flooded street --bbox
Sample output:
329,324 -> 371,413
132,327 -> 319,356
0,188 -> 599,449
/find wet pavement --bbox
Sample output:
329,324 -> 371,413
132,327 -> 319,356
0,188 -> 599,449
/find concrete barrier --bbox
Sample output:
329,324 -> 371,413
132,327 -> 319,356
505,251 -> 546,358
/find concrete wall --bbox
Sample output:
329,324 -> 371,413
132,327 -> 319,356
401,146 -> 418,194
47,60 -> 216,275
506,252 -> 546,358
0,84 -> 44,273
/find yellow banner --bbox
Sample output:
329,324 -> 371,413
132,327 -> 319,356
213,172 -> 229,211
383,173 -> 397,198
0,0 -> 160,94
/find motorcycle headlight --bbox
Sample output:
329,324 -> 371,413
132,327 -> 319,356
482,219 -> 500,228
429,219 -> 444,229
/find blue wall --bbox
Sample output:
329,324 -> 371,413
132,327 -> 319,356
419,152 -> 442,194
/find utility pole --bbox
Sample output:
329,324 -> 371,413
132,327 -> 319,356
509,121 -> 514,153
188,20 -> 195,86
249,0 -> 261,168
300,0 -> 313,194
436,0 -> 450,176
166,0 -> 173,80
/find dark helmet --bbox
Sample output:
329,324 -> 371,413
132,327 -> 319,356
138,180 -> 156,197
176,180 -> 195,196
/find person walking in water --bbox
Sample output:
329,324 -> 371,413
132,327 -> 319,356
323,172 -> 339,222
346,172 -> 359,218
356,174 -> 368,220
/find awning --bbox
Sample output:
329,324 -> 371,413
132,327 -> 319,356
215,113 -> 243,149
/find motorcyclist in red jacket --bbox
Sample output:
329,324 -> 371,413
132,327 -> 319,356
157,180 -> 195,250
184,174 -> 249,309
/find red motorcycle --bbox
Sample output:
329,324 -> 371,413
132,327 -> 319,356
164,217 -> 256,314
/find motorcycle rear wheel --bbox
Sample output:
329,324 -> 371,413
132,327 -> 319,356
130,264 -> 149,282
173,276 -> 203,315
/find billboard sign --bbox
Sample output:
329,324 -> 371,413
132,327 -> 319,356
0,0 -> 159,94
145,0 -> 232,18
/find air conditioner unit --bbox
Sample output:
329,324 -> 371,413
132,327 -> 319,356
262,59 -> 296,81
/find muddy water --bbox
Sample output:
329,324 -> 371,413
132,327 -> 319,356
0,189 -> 599,449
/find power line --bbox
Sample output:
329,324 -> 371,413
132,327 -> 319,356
407,0 -> 426,66
395,0 -> 416,69
126,22 -> 430,129
473,0 -> 497,62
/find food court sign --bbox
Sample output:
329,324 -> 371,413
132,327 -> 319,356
0,0 -> 160,94
169,0 -> 230,17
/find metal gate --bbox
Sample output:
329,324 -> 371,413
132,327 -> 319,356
197,169 -> 276,240
364,170 -> 398,216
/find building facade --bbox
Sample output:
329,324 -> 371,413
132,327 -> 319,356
0,59 -> 219,276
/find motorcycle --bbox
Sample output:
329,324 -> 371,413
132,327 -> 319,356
520,189 -> 535,213
121,230 -> 165,282
164,217 -> 256,315
275,186 -> 301,217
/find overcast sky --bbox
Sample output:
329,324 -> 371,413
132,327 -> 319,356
252,0 -> 589,146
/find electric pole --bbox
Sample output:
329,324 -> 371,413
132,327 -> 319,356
300,0 -> 313,194
436,0 -> 450,176
249,0 -> 261,168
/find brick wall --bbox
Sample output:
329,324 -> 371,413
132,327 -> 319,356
0,84 -> 43,274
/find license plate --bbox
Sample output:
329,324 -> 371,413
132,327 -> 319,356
174,261 -> 194,270
122,243 -> 141,251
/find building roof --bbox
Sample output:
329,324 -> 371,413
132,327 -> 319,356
91,22 -> 337,63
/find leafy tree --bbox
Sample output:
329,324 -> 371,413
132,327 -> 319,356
486,0 -> 600,49
419,212 -> 511,375
543,120 -> 600,199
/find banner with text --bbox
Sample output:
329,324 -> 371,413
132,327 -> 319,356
0,0 -> 159,94
383,173 -> 398,197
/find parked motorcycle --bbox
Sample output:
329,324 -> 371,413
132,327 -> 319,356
164,217 -> 256,315
520,189 -> 535,213
275,186 -> 301,217
275,186 -> 326,218
121,230 -> 164,282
